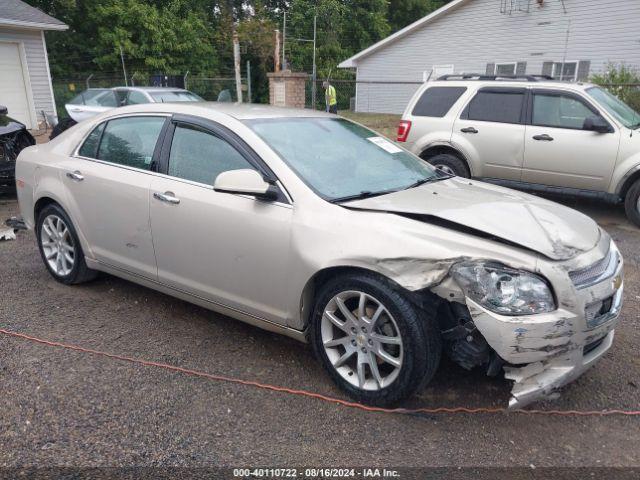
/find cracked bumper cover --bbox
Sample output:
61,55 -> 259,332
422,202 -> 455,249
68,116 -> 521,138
465,253 -> 623,409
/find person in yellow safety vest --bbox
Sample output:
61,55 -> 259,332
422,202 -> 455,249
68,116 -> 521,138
323,81 -> 338,114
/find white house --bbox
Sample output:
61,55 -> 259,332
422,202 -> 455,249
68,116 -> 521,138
339,0 -> 640,114
0,0 -> 67,129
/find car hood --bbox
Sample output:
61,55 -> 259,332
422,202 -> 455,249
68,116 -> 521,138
0,115 -> 27,136
343,177 -> 600,261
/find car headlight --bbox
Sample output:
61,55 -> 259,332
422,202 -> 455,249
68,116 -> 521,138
451,262 -> 555,315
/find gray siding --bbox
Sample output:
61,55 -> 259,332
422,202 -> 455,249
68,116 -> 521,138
354,0 -> 640,113
0,26 -> 56,125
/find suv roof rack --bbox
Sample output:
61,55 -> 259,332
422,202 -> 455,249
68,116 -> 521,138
437,74 -> 554,82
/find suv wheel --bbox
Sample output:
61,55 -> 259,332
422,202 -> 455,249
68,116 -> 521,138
310,272 -> 441,406
36,203 -> 97,284
624,179 -> 640,228
426,153 -> 470,178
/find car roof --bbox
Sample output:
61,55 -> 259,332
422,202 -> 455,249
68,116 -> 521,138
113,86 -> 191,92
112,102 -> 334,120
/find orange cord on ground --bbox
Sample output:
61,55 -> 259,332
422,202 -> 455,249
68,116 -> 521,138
1,327 -> 639,417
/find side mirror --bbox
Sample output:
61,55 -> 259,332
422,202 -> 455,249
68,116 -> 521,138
0,105 -> 7,115
583,116 -> 612,133
214,169 -> 278,201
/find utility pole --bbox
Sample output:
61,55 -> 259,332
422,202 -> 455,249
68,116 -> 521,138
233,29 -> 243,103
246,61 -> 252,103
311,15 -> 317,110
274,29 -> 281,72
282,12 -> 286,70
119,44 -> 128,87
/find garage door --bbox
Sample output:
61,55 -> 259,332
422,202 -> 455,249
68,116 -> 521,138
0,42 -> 33,129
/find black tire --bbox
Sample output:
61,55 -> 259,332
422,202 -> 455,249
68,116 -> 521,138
309,272 -> 441,406
36,203 -> 97,284
426,153 -> 470,178
49,117 -> 77,140
624,179 -> 640,228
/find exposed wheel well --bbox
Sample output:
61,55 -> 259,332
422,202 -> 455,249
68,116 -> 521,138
34,197 -> 58,219
619,170 -> 640,199
419,145 -> 470,168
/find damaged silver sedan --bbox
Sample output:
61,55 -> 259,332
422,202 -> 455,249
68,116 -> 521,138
15,103 -> 623,408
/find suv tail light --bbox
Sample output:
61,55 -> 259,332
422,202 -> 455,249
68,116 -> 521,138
397,120 -> 412,142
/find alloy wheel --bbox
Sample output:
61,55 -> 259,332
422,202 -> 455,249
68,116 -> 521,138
320,290 -> 403,391
40,214 -> 75,276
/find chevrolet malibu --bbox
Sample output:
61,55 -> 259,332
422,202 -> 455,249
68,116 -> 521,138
15,103 -> 624,408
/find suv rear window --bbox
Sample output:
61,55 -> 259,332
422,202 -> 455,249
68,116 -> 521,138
411,87 -> 467,117
465,89 -> 525,124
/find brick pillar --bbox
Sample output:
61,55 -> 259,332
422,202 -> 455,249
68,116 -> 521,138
267,70 -> 309,109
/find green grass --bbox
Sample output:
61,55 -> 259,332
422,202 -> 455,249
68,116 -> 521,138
339,112 -> 401,140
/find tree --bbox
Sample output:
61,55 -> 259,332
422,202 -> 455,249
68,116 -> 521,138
388,0 -> 451,32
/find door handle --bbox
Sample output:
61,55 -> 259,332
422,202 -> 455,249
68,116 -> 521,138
66,170 -> 84,181
460,127 -> 478,134
69,108 -> 82,112
153,191 -> 180,205
533,134 -> 554,141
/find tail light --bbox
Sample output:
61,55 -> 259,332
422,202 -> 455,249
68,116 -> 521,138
396,120 -> 412,142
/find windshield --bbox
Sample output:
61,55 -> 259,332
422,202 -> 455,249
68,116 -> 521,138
150,91 -> 203,103
246,118 -> 440,201
586,86 -> 640,128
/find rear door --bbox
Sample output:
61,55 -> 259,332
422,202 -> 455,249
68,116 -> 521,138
149,115 -> 293,323
522,89 -> 620,191
66,90 -> 119,122
453,87 -> 527,180
60,114 -> 168,279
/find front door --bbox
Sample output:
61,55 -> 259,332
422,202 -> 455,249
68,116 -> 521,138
453,87 -> 527,180
522,90 -> 621,191
60,115 -> 167,279
149,118 -> 293,323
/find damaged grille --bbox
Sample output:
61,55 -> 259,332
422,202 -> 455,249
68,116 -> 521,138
569,247 -> 618,289
585,296 -> 614,329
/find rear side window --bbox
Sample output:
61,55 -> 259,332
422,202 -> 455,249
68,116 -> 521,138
412,87 -> 467,117
465,90 -> 525,124
78,123 -> 105,158
96,117 -> 165,170
168,123 -> 254,185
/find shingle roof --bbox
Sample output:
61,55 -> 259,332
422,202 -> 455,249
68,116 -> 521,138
0,0 -> 68,30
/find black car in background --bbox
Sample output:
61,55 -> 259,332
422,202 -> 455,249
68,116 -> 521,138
0,105 -> 35,194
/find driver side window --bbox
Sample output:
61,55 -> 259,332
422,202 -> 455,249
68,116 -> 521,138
167,123 -> 255,185
532,93 -> 595,130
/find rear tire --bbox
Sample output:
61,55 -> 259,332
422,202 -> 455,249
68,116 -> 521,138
36,203 -> 97,284
624,179 -> 640,228
310,272 -> 441,406
426,153 -> 470,178
49,117 -> 77,140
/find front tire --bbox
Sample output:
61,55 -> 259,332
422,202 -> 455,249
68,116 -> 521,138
625,179 -> 640,228
36,203 -> 97,284
310,272 -> 441,406
426,153 -> 470,178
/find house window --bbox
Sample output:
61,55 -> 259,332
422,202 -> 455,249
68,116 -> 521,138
552,62 -> 578,81
494,63 -> 517,76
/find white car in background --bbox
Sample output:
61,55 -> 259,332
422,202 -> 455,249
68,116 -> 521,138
50,87 -> 203,139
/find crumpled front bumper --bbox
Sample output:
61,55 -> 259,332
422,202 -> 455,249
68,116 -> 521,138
465,244 -> 624,409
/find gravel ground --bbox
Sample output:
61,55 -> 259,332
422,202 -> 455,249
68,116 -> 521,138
1,191 -> 639,471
